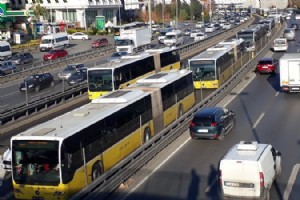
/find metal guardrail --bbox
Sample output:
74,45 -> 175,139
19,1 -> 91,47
71,20 -> 285,200
0,19 -> 254,125
0,45 -> 115,84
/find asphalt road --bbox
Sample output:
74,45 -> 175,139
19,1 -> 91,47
0,25 -> 226,112
106,20 -> 300,200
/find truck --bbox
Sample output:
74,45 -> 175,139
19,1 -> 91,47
115,27 -> 151,54
279,53 -> 300,93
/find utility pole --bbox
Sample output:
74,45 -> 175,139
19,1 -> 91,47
176,0 -> 178,29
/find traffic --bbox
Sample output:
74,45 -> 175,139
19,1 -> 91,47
0,6 -> 298,200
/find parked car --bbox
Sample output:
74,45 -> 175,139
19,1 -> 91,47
283,28 -> 295,40
189,107 -> 235,140
223,23 -> 232,30
107,51 -> 129,62
194,32 -> 208,42
190,29 -> 202,38
195,22 -> 204,28
10,52 -> 33,65
58,63 -> 85,80
0,60 -> 16,76
68,32 -> 89,40
19,73 -> 54,92
255,57 -> 278,75
205,25 -> 215,33
91,38 -> 109,48
183,21 -> 189,26
219,141 -> 282,199
67,68 -> 87,86
43,49 -> 68,61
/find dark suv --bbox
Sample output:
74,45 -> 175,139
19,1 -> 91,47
19,73 -> 54,92
189,107 -> 235,140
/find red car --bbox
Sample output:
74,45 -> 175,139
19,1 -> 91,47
43,49 -> 68,61
91,38 -> 109,48
255,58 -> 277,75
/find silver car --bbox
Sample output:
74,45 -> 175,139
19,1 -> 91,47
58,63 -> 85,80
283,29 -> 295,40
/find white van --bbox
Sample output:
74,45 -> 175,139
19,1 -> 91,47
164,30 -> 184,46
39,32 -> 69,52
0,41 -> 12,60
219,141 -> 282,200
273,38 -> 288,52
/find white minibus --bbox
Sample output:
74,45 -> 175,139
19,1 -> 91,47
39,32 -> 69,52
164,30 -> 184,46
0,41 -> 12,60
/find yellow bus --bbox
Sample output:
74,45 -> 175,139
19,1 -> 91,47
87,47 -> 181,100
10,70 -> 194,200
188,45 -> 234,89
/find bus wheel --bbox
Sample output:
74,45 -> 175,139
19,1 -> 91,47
91,161 -> 104,181
178,104 -> 184,118
143,128 -> 151,143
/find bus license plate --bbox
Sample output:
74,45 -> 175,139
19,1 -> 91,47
32,197 -> 44,200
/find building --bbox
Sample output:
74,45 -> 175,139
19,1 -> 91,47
214,0 -> 288,9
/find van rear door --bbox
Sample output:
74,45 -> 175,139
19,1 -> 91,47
222,161 -> 260,198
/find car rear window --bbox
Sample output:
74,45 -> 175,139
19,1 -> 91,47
259,60 -> 273,65
193,117 -> 214,126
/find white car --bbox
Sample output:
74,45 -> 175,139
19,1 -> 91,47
190,29 -> 202,38
195,22 -> 204,28
223,23 -> 232,30
68,32 -> 89,40
205,25 -> 215,33
194,32 -> 208,42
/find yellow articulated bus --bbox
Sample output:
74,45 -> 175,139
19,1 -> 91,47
188,44 -> 235,89
87,47 -> 181,100
10,70 -> 194,200
127,69 -> 195,128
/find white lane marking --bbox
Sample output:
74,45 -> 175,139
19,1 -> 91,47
252,113 -> 265,129
223,75 -> 256,107
120,137 -> 191,200
0,91 -> 19,98
275,91 -> 279,96
0,104 -> 8,109
283,163 -> 300,200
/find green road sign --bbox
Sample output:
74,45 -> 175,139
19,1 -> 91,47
96,16 -> 105,30
0,3 -> 7,17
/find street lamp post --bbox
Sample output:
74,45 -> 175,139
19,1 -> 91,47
162,0 -> 165,28
201,2 -> 204,23
119,1 -> 122,26
176,0 -> 178,29
209,0 -> 212,22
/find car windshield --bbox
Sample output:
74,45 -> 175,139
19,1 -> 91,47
111,52 -> 122,57
284,29 -> 292,33
259,60 -> 272,65
25,75 -> 39,81
88,69 -> 113,92
41,39 -> 52,44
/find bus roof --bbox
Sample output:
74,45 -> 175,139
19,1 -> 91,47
88,52 -> 152,70
190,49 -> 229,61
12,89 -> 149,140
219,38 -> 244,46
127,69 -> 191,90
207,44 -> 233,52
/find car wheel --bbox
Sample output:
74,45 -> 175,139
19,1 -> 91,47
69,37 -> 72,40
83,37 -> 86,40
218,128 -> 225,140
35,86 -> 40,92
276,156 -> 282,177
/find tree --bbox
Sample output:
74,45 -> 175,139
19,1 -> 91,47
190,0 -> 203,21
31,0 -> 48,22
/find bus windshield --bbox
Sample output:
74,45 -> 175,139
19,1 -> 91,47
41,39 -> 52,44
189,60 -> 216,81
88,69 -> 113,92
115,39 -> 132,46
237,33 -> 253,41
12,140 -> 59,186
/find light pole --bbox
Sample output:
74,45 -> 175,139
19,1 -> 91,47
209,0 -> 212,22
162,0 -> 165,28
201,2 -> 204,23
176,0 -> 178,29
118,1 -> 122,26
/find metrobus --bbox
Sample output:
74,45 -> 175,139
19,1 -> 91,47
236,24 -> 267,51
188,48 -> 234,89
87,47 -> 181,100
10,70 -> 195,200
127,69 -> 195,128
218,38 -> 246,61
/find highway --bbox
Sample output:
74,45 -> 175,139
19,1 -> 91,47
0,25 -> 226,112
105,21 -> 300,200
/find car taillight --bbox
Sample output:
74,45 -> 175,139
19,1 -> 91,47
211,122 -> 218,126
190,121 -> 196,127
259,172 -> 264,188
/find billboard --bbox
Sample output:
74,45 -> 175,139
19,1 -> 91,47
96,16 -> 105,30
0,3 -> 7,17
124,0 -> 140,10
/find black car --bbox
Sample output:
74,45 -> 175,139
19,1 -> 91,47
214,24 -> 221,30
67,68 -> 87,86
189,107 -> 235,140
19,73 -> 54,92
10,52 -> 33,65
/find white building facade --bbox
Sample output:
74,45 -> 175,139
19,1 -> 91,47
214,0 -> 288,9
16,0 -> 121,29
